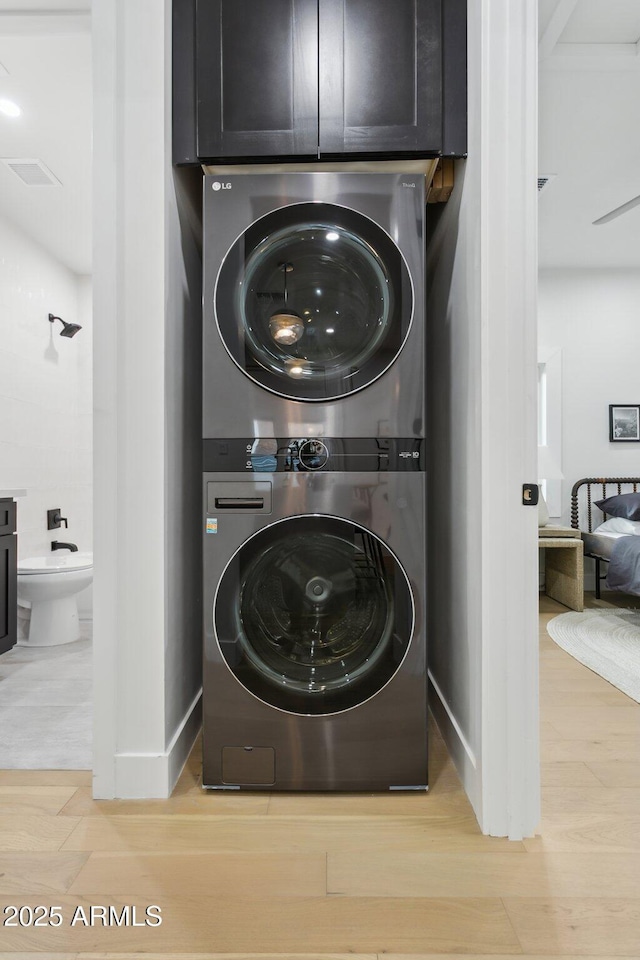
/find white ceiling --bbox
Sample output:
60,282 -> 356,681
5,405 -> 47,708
0,1 -> 638,274
539,0 -> 640,268
0,4 -> 91,275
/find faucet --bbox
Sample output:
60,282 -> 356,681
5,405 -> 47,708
51,541 -> 78,553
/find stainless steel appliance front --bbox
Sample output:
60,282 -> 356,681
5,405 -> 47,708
202,462 -> 427,791
203,173 -> 425,439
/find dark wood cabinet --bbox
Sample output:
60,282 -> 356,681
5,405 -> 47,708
318,0 -> 442,157
195,0 -> 319,160
173,0 -> 466,164
0,499 -> 17,656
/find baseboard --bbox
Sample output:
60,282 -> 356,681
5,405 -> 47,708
167,688 -> 202,792
109,690 -> 202,799
428,671 -> 480,817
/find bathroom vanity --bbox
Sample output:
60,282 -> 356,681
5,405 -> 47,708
0,492 -> 24,655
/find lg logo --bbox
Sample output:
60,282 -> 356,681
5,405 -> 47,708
212,181 -> 232,191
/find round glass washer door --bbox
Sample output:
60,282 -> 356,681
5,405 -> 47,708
215,203 -> 414,402
214,516 -> 414,715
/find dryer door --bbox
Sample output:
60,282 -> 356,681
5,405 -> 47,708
214,516 -> 414,715
214,203 -> 413,402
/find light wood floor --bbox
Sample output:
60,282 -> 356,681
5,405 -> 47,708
0,594 -> 638,958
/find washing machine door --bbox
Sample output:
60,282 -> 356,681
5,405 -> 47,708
214,203 -> 413,402
214,516 -> 414,715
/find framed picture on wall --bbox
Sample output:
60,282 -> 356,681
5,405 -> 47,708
609,405 -> 640,442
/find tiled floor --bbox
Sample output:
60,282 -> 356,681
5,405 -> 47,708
0,622 -> 92,769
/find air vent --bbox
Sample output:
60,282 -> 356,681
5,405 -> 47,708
1,159 -> 61,187
538,175 -> 556,193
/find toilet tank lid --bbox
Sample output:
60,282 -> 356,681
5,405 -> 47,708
18,553 -> 93,574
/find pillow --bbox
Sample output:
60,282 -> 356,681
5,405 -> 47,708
595,492 -> 640,521
596,517 -> 640,535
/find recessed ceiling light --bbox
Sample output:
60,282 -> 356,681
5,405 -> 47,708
0,99 -> 21,118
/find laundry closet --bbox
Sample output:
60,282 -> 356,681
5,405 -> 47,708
93,0 -> 538,836
171,0 -> 466,792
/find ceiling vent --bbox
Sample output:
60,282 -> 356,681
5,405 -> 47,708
1,158 -> 61,187
538,175 -> 556,193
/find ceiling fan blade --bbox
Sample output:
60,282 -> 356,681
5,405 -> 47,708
593,194 -> 640,225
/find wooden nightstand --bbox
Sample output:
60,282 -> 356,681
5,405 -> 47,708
538,534 -> 584,611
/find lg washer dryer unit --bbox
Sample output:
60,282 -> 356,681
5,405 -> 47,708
203,173 -> 425,439
202,438 -> 427,791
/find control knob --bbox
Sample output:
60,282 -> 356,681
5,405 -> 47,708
298,439 -> 329,471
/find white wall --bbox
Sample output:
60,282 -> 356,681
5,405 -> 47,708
92,0 -> 201,798
0,217 -> 92,612
426,0 -> 539,838
427,159 -> 483,812
539,268 -> 640,580
163,161 -> 204,740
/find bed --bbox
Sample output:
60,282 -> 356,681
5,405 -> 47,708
571,477 -> 640,598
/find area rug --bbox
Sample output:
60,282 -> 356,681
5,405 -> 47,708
546,608 -> 640,703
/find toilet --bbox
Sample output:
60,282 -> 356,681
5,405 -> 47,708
17,553 -> 93,647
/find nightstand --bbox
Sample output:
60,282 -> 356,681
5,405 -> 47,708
538,532 -> 584,611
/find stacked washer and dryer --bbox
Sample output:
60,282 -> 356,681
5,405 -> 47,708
202,173 -> 427,791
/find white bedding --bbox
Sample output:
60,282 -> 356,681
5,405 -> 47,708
582,529 -> 628,561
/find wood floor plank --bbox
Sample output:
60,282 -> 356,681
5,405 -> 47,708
543,704 -> 639,724
0,770 -> 91,786
504,897 -> 640,956
68,851 -> 326,897
0,895 -> 521,954
60,814 -> 522,854
59,786 -> 271,818
523,814 -> 640,852
541,738 -> 640,763
266,790 -> 474,818
327,850 -> 640,898
546,718 -> 640,741
0,955 -> 78,960
539,721 -> 564,740
587,761 -> 640,787
543,675 -> 628,693
541,786 -> 640,815
0,814 -> 81,851
0,786 -> 78,815
74,955 -> 378,960
0,851 -> 88,894
71,955 -> 378,960
384,956 -> 637,960
540,761 -> 603,787
0,955 -> 633,960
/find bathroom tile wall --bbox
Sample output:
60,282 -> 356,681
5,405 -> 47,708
0,216 -> 92,615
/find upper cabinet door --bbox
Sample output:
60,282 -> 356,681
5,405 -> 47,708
196,0 -> 319,161
318,0 -> 442,156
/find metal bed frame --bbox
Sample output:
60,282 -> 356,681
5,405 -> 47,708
571,477 -> 640,599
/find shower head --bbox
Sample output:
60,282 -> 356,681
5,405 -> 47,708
60,322 -> 82,338
48,313 -> 82,338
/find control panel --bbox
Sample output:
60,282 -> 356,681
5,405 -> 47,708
202,438 -> 425,473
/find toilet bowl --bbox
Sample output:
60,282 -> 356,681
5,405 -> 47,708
17,553 -> 93,647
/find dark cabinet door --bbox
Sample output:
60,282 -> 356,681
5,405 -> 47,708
0,532 -> 17,656
196,0 -> 319,160
318,0 -> 442,156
